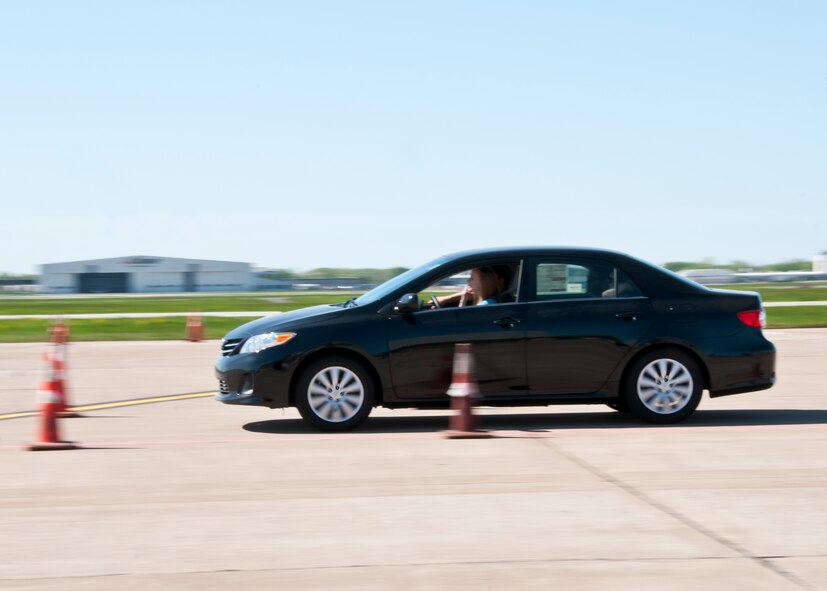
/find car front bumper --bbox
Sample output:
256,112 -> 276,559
214,388 -> 274,406
214,348 -> 296,408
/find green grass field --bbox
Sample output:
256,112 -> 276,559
712,282 -> 827,302
0,317 -> 264,343
0,292 -> 349,342
0,289 -> 824,342
0,293 -> 346,315
765,306 -> 827,329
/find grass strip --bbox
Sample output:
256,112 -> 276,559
0,317 -> 264,343
713,283 -> 827,302
0,293 -> 346,315
763,306 -> 827,329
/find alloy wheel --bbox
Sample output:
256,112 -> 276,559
307,366 -> 365,423
636,358 -> 694,415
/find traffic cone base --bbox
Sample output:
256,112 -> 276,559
444,390 -> 495,439
443,430 -> 495,439
25,441 -> 79,451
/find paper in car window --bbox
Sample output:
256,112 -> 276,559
536,264 -> 568,295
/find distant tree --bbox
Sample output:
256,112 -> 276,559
371,267 -> 408,283
303,268 -> 409,283
758,260 -> 811,272
663,262 -> 713,272
304,268 -> 359,279
663,259 -> 811,273
728,260 -> 753,272
260,269 -> 296,281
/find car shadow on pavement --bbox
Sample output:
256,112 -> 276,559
243,408 -> 827,435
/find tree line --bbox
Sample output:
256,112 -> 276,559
263,259 -> 813,282
662,259 -> 811,273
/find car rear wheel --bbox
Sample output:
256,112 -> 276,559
295,356 -> 374,431
623,349 -> 702,424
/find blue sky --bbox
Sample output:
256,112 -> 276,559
2,1 -> 825,273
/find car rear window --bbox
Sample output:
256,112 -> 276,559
533,261 -> 643,300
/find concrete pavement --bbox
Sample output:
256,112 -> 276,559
1,330 -> 826,590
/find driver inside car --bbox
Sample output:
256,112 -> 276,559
428,266 -> 505,308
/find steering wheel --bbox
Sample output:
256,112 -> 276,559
431,295 -> 441,309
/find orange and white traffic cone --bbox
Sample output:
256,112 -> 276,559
51,345 -> 82,418
444,343 -> 493,439
185,315 -> 204,342
26,352 -> 79,451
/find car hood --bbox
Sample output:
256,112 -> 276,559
223,304 -> 346,339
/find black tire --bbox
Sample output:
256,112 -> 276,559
623,348 -> 703,424
294,356 -> 375,432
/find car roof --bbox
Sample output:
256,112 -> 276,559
442,246 -> 632,261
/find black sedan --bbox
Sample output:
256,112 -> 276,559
215,247 -> 776,431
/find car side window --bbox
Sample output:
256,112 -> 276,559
532,261 -> 644,301
535,263 -> 592,298
417,261 -> 522,309
419,269 -> 470,301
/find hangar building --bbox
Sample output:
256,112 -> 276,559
40,256 -> 253,294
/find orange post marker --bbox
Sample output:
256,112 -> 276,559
186,315 -> 204,342
49,318 -> 70,345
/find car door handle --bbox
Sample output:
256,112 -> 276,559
494,317 -> 521,328
616,312 -> 644,321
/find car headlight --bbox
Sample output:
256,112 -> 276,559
239,332 -> 296,354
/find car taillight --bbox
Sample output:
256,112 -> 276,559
737,309 -> 766,328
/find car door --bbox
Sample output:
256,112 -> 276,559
525,257 -> 654,395
387,265 -> 527,400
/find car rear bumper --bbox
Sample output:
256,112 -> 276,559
709,375 -> 776,397
706,338 -> 776,397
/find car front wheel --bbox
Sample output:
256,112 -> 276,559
295,356 -> 374,431
623,349 -> 702,424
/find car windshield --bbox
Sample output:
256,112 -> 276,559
354,256 -> 449,306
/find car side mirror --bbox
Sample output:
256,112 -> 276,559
394,293 -> 419,314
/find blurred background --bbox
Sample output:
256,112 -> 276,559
1,1 -> 825,338
2,1 -> 825,276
